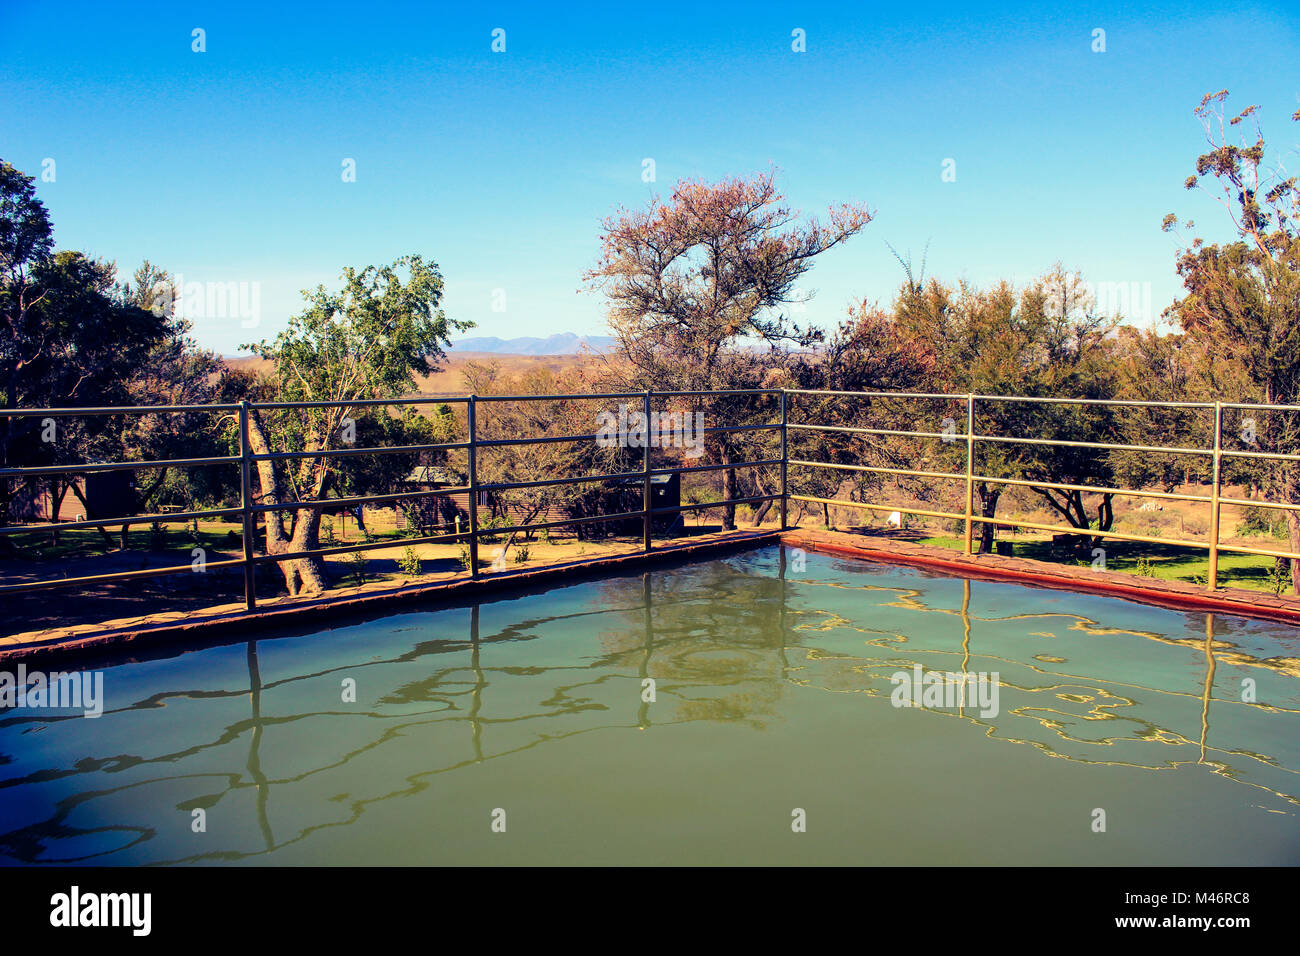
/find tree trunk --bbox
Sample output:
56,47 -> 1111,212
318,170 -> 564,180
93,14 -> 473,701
48,478 -> 70,546
282,506 -> 329,594
120,469 -> 168,552
722,455 -> 737,531
1089,493 -> 1115,553
67,481 -> 115,549
243,410 -> 330,596
751,473 -> 773,526
977,485 -> 1001,555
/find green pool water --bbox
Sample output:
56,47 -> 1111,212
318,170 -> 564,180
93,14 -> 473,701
1,545 -> 1298,866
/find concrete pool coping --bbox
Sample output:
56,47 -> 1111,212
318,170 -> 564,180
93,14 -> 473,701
783,529 -> 1300,627
0,529 -> 782,665
4,525 -> 1298,665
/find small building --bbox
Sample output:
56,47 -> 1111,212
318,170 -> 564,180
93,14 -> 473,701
7,472 -> 136,523
395,465 -> 477,535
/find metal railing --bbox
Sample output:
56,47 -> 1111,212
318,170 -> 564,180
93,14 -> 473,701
0,389 -> 783,609
2,388 -> 1298,619
785,390 -> 1300,590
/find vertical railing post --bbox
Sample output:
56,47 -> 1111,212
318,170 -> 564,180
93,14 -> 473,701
1208,401 -> 1223,590
779,389 -> 788,531
238,400 -> 257,612
642,389 -> 653,553
963,393 -> 976,556
467,396 -> 480,579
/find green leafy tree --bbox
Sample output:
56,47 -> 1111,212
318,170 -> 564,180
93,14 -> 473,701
240,255 -> 469,595
1,162 -> 176,544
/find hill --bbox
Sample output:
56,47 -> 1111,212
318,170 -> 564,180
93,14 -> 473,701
448,332 -> 615,355
222,351 -> 601,396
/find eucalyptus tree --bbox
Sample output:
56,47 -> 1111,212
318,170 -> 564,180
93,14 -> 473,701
1163,91 -> 1300,588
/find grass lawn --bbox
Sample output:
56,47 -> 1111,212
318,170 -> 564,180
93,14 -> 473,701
6,522 -> 244,563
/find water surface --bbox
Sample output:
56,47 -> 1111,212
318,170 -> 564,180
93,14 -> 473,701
2,546 -> 1298,865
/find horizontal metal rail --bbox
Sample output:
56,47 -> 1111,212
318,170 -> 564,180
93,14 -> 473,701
650,458 -> 782,477
0,505 -> 245,537
653,388 -> 782,397
1217,495 -> 1300,514
475,391 -> 644,403
476,432 -> 600,448
788,388 -> 965,401
251,530 -> 471,566
966,513 -> 1219,552
0,558 -> 246,595
972,432 -> 1213,457
1219,401 -> 1300,412
251,440 -> 470,462
478,508 -> 648,539
0,455 -> 239,478
969,473 -> 1213,504
790,494 -> 967,523
787,458 -> 965,483
247,486 -> 471,515
477,471 -> 645,493
787,422 -> 956,441
0,404 -> 241,418
250,397 -> 470,410
976,394 -> 1218,409
656,493 -> 782,515
1219,447 -> 1300,464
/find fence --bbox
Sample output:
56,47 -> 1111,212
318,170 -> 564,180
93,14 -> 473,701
0,389 -> 784,610
1,389 -> 1297,617
785,390 -> 1300,590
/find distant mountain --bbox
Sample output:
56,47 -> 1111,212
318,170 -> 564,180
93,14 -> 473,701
449,332 -> 616,355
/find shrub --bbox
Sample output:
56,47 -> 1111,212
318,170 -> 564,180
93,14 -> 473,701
1240,505 -> 1286,539
1270,558 -> 1291,596
513,544 -> 530,564
345,550 -> 368,586
457,545 -> 472,570
399,547 -> 422,577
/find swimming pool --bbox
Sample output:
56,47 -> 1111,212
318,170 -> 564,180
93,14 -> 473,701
1,545 -> 1297,865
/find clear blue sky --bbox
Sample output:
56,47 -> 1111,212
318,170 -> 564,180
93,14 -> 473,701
3,0 -> 1297,355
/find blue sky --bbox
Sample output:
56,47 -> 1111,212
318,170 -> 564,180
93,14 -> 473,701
2,0 -> 1297,355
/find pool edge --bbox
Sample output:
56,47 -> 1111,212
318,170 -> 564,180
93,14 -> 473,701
782,528 -> 1300,627
0,530 -> 780,665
